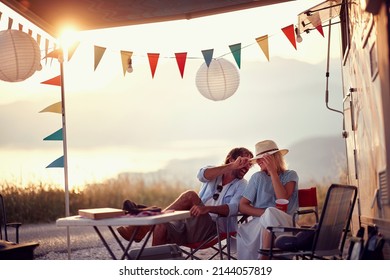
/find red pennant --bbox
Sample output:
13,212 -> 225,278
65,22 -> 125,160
41,75 -> 61,86
315,24 -> 324,37
175,52 -> 187,78
281,24 -> 297,50
147,53 -> 160,78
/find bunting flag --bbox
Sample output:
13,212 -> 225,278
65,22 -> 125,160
308,13 -> 325,37
45,48 -> 61,59
281,24 -> 297,50
43,128 -> 63,141
68,41 -> 80,61
41,75 -> 61,86
94,46 -> 106,71
256,35 -> 270,61
46,156 -> 64,168
147,53 -> 160,79
175,52 -> 187,78
229,43 -> 242,69
45,39 -> 49,64
201,49 -> 214,67
39,101 -> 62,114
8,17 -> 13,29
120,50 -> 133,76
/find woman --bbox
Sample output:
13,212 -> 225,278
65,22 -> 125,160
237,140 -> 299,260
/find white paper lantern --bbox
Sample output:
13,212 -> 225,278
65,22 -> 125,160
195,58 -> 240,101
0,29 -> 42,82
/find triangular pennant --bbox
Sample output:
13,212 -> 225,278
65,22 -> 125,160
120,50 -> 133,76
308,13 -> 325,37
41,75 -> 61,86
46,156 -> 64,168
201,49 -> 214,67
43,128 -> 63,141
281,24 -> 297,50
175,52 -> 187,78
44,48 -> 61,59
68,41 -> 80,61
45,39 -> 49,64
94,46 -> 106,71
147,53 -> 160,79
39,101 -> 62,114
256,35 -> 270,61
8,17 -> 13,29
229,43 -> 241,69
36,34 -> 41,46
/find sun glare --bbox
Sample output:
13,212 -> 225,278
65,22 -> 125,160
59,27 -> 78,51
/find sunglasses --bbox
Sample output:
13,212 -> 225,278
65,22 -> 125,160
213,185 -> 223,200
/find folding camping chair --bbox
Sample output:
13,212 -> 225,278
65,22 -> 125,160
0,194 -> 22,244
180,214 -> 246,260
259,184 -> 357,260
1,194 -> 40,260
293,187 -> 319,227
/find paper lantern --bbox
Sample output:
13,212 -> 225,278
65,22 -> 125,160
195,58 -> 240,101
0,29 -> 42,82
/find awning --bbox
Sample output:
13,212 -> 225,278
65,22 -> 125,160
1,0 -> 292,38
297,0 -> 342,34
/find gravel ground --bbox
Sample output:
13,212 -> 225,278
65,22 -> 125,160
11,223 -> 219,260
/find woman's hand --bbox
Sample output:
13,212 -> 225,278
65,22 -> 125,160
262,154 -> 277,175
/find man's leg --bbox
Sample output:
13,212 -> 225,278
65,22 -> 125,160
152,190 -> 201,245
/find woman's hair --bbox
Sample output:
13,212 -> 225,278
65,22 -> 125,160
224,147 -> 254,164
273,152 -> 288,173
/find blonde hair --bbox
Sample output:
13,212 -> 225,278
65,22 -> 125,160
273,152 -> 287,173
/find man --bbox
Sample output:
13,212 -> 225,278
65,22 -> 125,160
117,147 -> 253,246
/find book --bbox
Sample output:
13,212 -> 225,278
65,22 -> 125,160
78,208 -> 125,219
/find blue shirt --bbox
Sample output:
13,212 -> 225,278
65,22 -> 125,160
242,170 -> 299,215
197,166 -> 247,216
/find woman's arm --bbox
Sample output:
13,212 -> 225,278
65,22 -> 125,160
239,197 -> 266,217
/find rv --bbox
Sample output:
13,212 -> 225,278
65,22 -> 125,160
299,0 -> 390,257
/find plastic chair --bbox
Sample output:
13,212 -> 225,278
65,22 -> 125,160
259,184 -> 358,260
293,187 -> 319,227
0,194 -> 22,243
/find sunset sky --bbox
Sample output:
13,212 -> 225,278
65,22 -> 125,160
0,0 -> 344,188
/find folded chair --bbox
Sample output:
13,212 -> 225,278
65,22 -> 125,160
0,194 -> 39,260
180,215 -> 245,260
293,187 -> 319,227
259,184 -> 358,260
0,194 -> 22,243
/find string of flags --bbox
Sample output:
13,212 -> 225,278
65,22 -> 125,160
1,7 -> 325,169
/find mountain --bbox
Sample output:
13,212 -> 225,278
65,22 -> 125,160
118,135 -> 347,189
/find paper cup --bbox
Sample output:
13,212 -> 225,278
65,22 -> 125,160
275,199 -> 289,212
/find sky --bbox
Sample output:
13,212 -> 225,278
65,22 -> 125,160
0,0 -> 345,188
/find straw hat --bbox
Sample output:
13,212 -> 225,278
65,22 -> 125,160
251,140 -> 288,161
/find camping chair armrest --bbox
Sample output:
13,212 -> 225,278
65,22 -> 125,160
6,222 -> 22,243
266,226 -> 315,234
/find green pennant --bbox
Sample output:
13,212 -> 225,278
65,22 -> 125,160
43,128 -> 63,141
229,43 -> 241,69
46,156 -> 64,168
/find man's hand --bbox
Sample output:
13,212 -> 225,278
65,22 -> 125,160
190,204 -> 209,217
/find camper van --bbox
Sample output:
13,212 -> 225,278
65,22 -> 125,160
299,0 -> 390,257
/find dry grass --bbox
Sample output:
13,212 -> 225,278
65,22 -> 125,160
1,174 -> 192,223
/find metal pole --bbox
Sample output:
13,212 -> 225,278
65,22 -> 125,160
58,51 -> 71,259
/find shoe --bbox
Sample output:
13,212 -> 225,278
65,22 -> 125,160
117,225 -> 151,242
122,200 -> 161,215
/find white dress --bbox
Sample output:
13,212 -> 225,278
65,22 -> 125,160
237,207 -> 293,259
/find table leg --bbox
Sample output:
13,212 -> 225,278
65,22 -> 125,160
93,226 -> 117,260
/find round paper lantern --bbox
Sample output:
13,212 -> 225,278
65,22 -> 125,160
195,58 -> 240,101
0,29 -> 42,82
